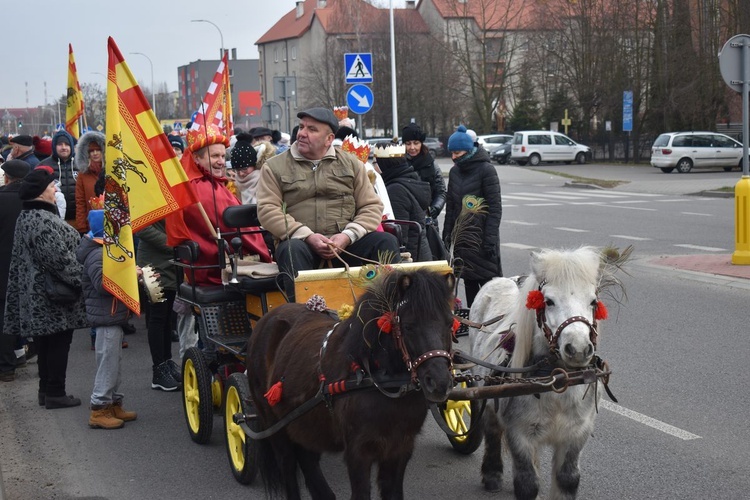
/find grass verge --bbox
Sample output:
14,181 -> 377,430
537,169 -> 628,189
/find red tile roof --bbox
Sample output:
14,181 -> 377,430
428,0 -> 545,31
256,0 -> 429,45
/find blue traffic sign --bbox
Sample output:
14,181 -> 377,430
344,53 -> 373,84
346,84 -> 374,115
622,90 -> 633,132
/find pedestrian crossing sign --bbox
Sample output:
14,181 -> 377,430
344,53 -> 373,84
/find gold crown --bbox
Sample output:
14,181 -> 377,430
341,135 -> 370,163
333,106 -> 349,121
373,143 -> 405,158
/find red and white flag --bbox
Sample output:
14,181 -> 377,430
189,52 -> 234,137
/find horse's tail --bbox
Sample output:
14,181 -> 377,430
256,434 -> 285,498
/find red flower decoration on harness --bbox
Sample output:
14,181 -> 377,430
264,378 -> 284,406
377,312 -> 397,334
526,290 -> 545,311
594,300 -> 608,321
452,317 -> 461,337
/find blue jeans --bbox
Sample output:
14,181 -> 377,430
90,325 -> 124,407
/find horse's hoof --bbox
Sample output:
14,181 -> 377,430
482,478 -> 502,492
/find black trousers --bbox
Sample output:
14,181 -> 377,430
275,232 -> 401,302
0,298 -> 18,374
144,289 -> 176,367
35,329 -> 74,397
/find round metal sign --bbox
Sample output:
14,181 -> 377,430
719,34 -> 750,93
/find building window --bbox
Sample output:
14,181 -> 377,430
282,47 -> 287,61
291,46 -> 297,60
274,48 -> 278,63
229,68 -> 234,77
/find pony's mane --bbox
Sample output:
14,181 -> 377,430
343,269 -> 453,364
508,246 -> 630,369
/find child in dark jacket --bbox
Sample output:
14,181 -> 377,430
77,209 -> 139,429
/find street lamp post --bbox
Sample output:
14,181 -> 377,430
191,19 -> 225,58
130,52 -> 156,117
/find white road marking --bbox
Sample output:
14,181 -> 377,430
505,220 -> 539,225
674,244 -> 726,252
611,200 -> 650,204
599,400 -> 701,440
504,195 -> 553,201
501,243 -> 537,250
681,212 -> 713,217
606,191 -> 663,197
609,235 -> 651,241
527,203 -> 562,207
600,205 -> 657,211
514,192 -> 589,200
554,227 -> 589,232
548,191 -> 633,199
656,199 -> 689,203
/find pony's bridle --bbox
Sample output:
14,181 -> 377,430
534,281 -> 600,354
390,303 -> 453,384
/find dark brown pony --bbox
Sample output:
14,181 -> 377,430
246,268 -> 456,500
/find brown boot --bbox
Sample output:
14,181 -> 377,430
111,400 -> 137,422
89,405 -> 124,429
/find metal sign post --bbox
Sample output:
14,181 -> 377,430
719,34 -> 750,264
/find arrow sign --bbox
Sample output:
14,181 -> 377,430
346,84 -> 374,115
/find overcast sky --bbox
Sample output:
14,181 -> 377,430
2,0 -> 406,111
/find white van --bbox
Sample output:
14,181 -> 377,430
650,131 -> 744,173
510,131 -> 591,166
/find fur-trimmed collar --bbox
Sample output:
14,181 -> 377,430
22,200 -> 59,214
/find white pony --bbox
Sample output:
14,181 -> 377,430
468,246 -> 629,500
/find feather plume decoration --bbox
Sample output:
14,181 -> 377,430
447,195 -> 488,266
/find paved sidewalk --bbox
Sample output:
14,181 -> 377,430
648,253 -> 750,279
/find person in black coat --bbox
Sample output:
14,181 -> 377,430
442,125 -> 503,306
402,123 -> 446,224
375,145 -> 433,262
0,160 -> 31,381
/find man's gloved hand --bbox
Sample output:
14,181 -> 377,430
428,206 -> 440,219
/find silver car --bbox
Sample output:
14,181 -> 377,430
650,131 -> 744,173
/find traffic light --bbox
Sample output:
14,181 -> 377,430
18,121 -> 22,128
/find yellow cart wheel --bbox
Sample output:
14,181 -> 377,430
182,347 -> 214,444
440,377 -> 483,455
223,372 -> 258,484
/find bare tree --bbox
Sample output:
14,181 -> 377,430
439,0 -> 526,133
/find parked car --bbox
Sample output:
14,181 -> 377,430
477,134 -> 514,155
650,131 -> 744,173
511,131 -> 590,166
422,137 -> 444,158
485,136 -> 515,164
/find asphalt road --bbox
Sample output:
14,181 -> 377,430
2,161 -> 749,499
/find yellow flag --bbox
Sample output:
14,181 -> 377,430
65,44 -> 84,139
102,37 -> 199,315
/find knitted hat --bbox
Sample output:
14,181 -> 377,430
402,123 -> 426,143
230,134 -> 257,169
447,125 -> 475,152
33,136 -> 53,157
10,135 -> 33,147
1,159 -> 31,179
87,209 -> 105,238
19,168 -> 57,200
169,136 -> 184,152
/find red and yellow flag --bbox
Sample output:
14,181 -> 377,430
65,44 -> 84,139
103,37 -> 199,314
188,52 -> 234,137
